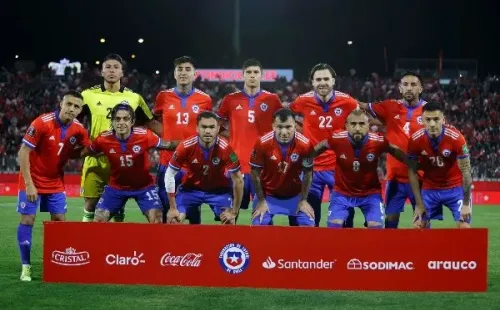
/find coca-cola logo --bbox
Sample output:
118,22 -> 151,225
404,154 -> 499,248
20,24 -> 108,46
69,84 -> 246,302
160,253 -> 203,267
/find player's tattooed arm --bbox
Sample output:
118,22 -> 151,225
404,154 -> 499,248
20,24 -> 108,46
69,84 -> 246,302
146,119 -> 163,136
387,144 -> 408,165
408,158 -> 426,220
250,166 -> 266,200
157,140 -> 179,150
18,144 -> 37,202
300,168 -> 313,201
311,140 -> 330,158
457,156 -> 472,206
230,170 -> 244,213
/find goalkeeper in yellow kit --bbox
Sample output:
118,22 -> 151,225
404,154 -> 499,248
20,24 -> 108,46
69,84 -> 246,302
80,54 -> 162,222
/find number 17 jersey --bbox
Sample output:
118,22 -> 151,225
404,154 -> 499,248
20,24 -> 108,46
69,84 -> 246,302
153,88 -> 213,166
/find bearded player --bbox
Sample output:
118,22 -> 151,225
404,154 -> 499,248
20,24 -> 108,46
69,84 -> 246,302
408,102 -> 472,228
165,112 -> 243,224
312,110 -> 407,228
81,104 -> 177,223
289,63 -> 358,227
17,91 -> 90,281
250,108 -> 315,226
358,72 -> 426,228
216,59 -> 283,214
153,56 -> 213,224
80,53 -> 160,222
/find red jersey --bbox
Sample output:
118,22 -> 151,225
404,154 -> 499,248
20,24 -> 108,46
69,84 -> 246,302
289,91 -> 358,171
153,88 -> 212,165
89,128 -> 160,191
216,90 -> 282,174
408,125 -> 468,189
327,131 -> 390,197
169,135 -> 240,192
249,131 -> 313,198
369,99 -> 426,182
19,111 -> 90,193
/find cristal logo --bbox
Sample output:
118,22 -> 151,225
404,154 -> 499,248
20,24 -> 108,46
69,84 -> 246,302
347,258 -> 414,270
160,253 -> 203,267
262,257 -> 276,269
262,257 -> 335,270
428,260 -> 477,270
106,251 -> 145,266
51,247 -> 90,266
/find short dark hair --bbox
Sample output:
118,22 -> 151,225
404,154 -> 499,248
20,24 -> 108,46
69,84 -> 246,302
111,102 -> 135,122
242,59 -> 263,72
197,111 -> 218,124
103,53 -> 124,66
422,101 -> 443,113
273,108 -> 294,123
347,109 -> 369,120
64,90 -> 83,100
174,56 -> 196,68
401,71 -> 423,85
309,63 -> 337,81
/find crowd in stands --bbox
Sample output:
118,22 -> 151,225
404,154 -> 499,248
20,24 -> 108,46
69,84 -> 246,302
1,64 -> 499,180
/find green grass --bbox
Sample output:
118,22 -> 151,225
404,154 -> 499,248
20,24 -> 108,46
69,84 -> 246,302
0,196 -> 499,309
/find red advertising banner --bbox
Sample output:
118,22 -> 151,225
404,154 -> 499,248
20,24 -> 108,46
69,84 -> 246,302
43,222 -> 488,292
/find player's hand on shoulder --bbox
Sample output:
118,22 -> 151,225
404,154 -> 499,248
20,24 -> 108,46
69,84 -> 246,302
26,183 -> 38,203
297,199 -> 315,220
252,200 -> 269,224
166,208 -> 182,224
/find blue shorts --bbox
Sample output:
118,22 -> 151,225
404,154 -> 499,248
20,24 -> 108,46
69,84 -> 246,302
421,187 -> 471,223
385,180 -> 416,214
156,164 -> 185,208
17,190 -> 67,215
176,188 -> 233,218
251,195 -> 314,227
329,191 -> 384,224
97,185 -> 161,214
309,170 -> 335,200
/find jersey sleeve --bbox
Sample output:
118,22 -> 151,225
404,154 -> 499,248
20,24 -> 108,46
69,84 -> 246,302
289,97 -> 303,116
302,142 -> 314,169
249,140 -> 265,168
146,129 -> 161,149
22,118 -> 46,149
224,146 -> 241,173
272,94 -> 283,110
152,92 -> 165,116
345,96 -> 359,113
89,136 -> 104,154
407,137 -> 419,160
216,96 -> 230,120
455,134 -> 470,159
78,127 -> 91,147
203,96 -> 214,112
168,144 -> 185,171
135,94 -> 154,124
368,100 -> 391,121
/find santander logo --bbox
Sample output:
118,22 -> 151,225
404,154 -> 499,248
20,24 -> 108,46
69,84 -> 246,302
160,253 -> 203,267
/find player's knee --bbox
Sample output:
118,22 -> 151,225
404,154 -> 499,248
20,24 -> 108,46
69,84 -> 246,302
385,213 -> 400,221
84,198 -> 99,212
367,221 -> 383,229
327,219 -> 343,228
51,214 -> 65,221
94,208 -> 110,222
20,215 -> 35,226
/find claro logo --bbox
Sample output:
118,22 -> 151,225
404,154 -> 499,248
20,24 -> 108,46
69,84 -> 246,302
428,261 -> 477,270
106,251 -> 145,266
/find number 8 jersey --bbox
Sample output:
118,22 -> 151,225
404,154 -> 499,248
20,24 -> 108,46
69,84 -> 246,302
289,91 -> 358,172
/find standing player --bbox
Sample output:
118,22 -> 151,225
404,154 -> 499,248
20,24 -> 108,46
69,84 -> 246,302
153,56 -> 213,224
81,104 -> 178,223
216,59 -> 283,213
312,110 -> 407,228
408,102 -> 472,228
358,72 -> 426,228
16,91 -> 90,281
289,63 -> 358,227
80,54 -> 160,223
164,112 -> 243,224
250,109 -> 315,226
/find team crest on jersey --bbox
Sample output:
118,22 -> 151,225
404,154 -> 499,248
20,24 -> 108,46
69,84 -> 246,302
417,116 -> 423,124
290,153 -> 299,162
132,145 -> 141,153
260,103 -> 268,111
366,153 -> 375,162
69,136 -> 76,145
27,126 -> 36,137
442,149 -> 451,157
334,108 -> 343,116
192,105 -> 200,113
19,201 -> 26,209
212,157 -> 220,165
219,243 -> 250,275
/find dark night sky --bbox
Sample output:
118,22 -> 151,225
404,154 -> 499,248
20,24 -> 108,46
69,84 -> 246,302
1,0 -> 498,78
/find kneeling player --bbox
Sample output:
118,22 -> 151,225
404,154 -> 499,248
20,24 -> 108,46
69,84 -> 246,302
408,102 -> 472,228
313,110 -> 407,228
164,111 -> 243,224
17,91 -> 90,281
250,108 -> 315,226
82,104 -> 178,223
